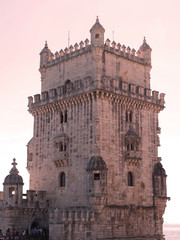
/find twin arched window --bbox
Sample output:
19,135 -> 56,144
59,142 -> 67,152
126,143 -> 135,151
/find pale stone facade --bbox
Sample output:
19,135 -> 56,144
0,18 -> 169,239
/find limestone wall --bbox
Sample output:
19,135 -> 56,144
104,51 -> 151,88
40,40 -> 152,93
41,50 -> 94,92
27,86 -> 162,208
49,206 -> 164,240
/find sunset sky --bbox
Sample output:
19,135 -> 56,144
0,0 -> 180,224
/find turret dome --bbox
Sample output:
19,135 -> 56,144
139,37 -> 151,51
3,158 -> 23,185
40,41 -> 51,54
87,156 -> 107,170
153,162 -> 166,176
90,17 -> 105,33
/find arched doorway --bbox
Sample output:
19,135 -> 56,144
31,220 -> 39,229
30,218 -> 49,239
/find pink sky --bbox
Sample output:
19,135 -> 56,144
0,0 -> 180,224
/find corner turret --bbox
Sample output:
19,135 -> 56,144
3,158 -> 24,207
39,41 -> 51,68
138,37 -> 152,65
153,162 -> 167,198
90,17 -> 105,47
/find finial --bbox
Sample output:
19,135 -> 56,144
12,158 -> 17,167
96,16 -> 99,23
143,37 -> 146,43
45,41 -> 48,48
10,158 -> 19,174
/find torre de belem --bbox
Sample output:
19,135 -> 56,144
0,18 -> 169,240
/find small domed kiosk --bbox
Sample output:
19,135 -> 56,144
3,158 -> 24,207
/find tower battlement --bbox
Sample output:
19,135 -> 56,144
28,77 -> 165,113
41,38 -> 149,70
39,19 -> 152,92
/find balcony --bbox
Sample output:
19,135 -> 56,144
53,152 -> 68,167
124,150 -> 142,165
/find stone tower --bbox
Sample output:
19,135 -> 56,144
27,18 -> 169,240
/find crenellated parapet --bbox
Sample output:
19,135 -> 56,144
22,190 -> 48,208
28,76 -> 165,114
40,39 -> 91,69
104,38 -> 150,65
40,37 -> 150,69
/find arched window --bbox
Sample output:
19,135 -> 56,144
129,111 -> 132,122
95,34 -> 99,39
60,110 -> 68,124
128,172 -> 134,186
64,142 -> 67,151
60,172 -> 66,187
59,142 -> 63,152
60,112 -> 63,124
64,110 -> 67,123
9,187 -> 15,196
126,111 -> 128,122
131,143 -> 134,151
94,173 -> 100,180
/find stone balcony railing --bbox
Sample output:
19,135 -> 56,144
125,150 -> 142,165
53,151 -> 68,167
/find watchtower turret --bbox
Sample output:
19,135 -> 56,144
90,17 -> 105,47
3,158 -> 24,207
39,41 -> 51,68
138,37 -> 152,65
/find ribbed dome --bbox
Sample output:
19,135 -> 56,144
87,156 -> 107,170
139,37 -> 151,51
4,174 -> 23,185
90,17 -> 105,33
154,162 -> 166,176
40,41 -> 51,54
3,158 -> 24,185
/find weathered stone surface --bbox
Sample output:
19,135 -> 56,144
0,18 -> 168,240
